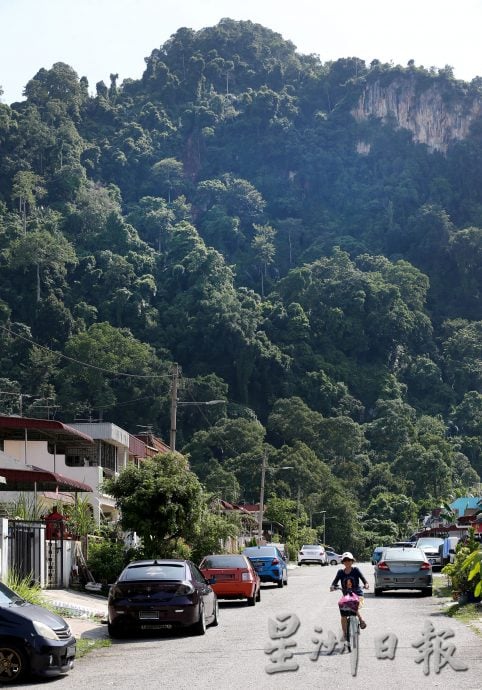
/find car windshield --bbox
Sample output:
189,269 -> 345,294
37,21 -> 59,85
120,563 -> 186,581
0,583 -> 24,606
201,555 -> 247,568
384,548 -> 426,561
417,539 -> 444,547
243,547 -> 276,558
302,545 -> 321,550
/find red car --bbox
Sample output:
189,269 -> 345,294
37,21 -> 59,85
200,554 -> 261,606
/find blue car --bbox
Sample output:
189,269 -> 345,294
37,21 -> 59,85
371,546 -> 385,564
242,546 -> 288,587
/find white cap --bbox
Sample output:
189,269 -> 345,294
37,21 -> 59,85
341,552 -> 355,562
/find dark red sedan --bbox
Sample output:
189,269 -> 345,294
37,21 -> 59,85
108,559 -> 218,637
200,554 -> 261,606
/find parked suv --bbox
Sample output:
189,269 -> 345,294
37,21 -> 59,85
415,537 -> 444,570
297,544 -> 328,566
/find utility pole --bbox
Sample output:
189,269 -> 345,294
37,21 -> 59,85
258,450 -> 267,543
169,363 -> 179,451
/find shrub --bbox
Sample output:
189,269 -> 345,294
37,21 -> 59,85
87,539 -> 126,584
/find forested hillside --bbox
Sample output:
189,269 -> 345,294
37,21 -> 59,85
1,19 -> 481,549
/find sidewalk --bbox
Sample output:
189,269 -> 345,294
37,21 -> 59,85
41,589 -> 109,639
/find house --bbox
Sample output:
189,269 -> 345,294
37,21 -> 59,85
211,498 -> 257,551
449,496 -> 482,519
0,415 -> 170,525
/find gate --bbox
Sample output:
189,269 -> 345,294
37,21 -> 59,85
7,519 -> 65,588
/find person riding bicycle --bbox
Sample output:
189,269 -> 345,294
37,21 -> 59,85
330,552 -> 369,636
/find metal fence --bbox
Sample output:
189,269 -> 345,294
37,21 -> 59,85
7,519 -> 65,588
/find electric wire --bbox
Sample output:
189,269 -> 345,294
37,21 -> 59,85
0,323 -> 172,380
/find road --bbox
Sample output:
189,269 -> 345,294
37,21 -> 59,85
23,563 -> 481,689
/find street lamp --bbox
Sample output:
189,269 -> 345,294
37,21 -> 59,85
310,510 -> 324,529
314,511 -> 336,546
170,398 -> 225,451
258,454 -> 293,542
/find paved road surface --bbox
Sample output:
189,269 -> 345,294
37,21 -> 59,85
21,563 -> 482,689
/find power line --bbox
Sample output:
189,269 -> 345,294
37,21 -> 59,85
0,324 -> 172,380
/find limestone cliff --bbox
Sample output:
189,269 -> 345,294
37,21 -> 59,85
352,75 -> 482,153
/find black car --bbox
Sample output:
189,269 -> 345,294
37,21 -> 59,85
0,582 -> 76,683
108,559 -> 218,637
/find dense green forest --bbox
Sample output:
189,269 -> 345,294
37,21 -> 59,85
1,19 -> 481,551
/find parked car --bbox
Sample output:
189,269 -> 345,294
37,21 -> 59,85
242,546 -> 288,587
199,554 -> 261,606
108,559 -> 218,638
415,537 -> 445,570
325,550 -> 343,565
371,546 -> 385,564
0,581 -> 76,684
297,544 -> 328,566
374,547 -> 432,596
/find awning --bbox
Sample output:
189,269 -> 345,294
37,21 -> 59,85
0,458 -> 92,493
0,415 -> 94,449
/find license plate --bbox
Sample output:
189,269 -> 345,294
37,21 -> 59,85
395,578 -> 414,582
140,624 -> 172,630
139,611 -> 159,620
66,646 -> 76,658
429,559 -> 437,563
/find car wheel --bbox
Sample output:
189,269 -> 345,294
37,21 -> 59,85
297,562 -> 302,566
277,577 -> 284,588
247,594 -> 256,606
0,645 -> 27,683
374,587 -> 383,596
284,572 -> 288,585
421,587 -> 432,597
330,559 -> 337,566
211,599 -> 219,625
256,588 -> 261,602
193,603 -> 207,635
108,620 -> 127,639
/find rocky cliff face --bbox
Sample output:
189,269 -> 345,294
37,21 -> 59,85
352,75 -> 482,153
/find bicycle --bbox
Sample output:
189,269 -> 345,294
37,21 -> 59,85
331,586 -> 360,676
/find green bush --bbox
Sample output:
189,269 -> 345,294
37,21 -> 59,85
87,539 -> 127,584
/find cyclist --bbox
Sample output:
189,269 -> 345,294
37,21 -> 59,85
330,551 -> 369,637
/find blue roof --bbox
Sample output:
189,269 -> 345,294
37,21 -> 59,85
450,497 -> 482,516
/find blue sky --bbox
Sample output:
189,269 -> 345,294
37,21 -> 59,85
1,0 -> 482,104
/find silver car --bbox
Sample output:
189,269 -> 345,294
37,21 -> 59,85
297,545 -> 327,566
374,547 -> 432,596
415,537 -> 444,570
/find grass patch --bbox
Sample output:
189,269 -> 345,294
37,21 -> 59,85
5,571 -> 47,606
432,576 -> 452,598
76,638 -> 112,658
445,602 -> 482,637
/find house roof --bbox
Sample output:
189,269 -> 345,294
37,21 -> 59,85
0,415 -> 94,448
449,496 -> 482,516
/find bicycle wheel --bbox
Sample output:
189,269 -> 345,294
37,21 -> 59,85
348,616 -> 360,677
349,616 -> 359,650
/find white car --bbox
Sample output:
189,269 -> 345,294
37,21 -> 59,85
297,544 -> 328,566
325,550 -> 343,565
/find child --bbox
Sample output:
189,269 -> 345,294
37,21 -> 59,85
330,551 -> 369,636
